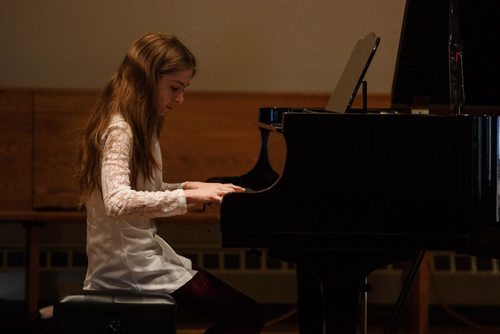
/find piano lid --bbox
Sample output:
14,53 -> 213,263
391,0 -> 500,113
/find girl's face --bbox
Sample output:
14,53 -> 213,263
156,69 -> 193,116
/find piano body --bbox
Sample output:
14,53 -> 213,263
219,110 -> 498,333
214,1 -> 500,333
222,111 -> 495,250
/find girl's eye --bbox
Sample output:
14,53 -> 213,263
171,86 -> 183,93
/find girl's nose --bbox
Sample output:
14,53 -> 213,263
174,92 -> 184,105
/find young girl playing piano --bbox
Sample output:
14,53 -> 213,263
77,32 -> 264,334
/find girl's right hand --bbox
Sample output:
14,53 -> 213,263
183,182 -> 245,205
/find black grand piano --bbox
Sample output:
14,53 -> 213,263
212,1 -> 500,333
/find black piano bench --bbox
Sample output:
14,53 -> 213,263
54,290 -> 176,334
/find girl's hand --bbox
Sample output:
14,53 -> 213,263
183,182 -> 245,204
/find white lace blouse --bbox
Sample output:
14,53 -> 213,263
83,114 -> 196,293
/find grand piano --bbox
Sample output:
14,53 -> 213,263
212,1 -> 500,333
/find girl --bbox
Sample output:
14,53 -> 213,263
77,32 -> 264,334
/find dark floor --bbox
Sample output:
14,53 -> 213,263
2,300 -> 500,333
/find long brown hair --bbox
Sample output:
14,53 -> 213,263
77,32 -> 196,201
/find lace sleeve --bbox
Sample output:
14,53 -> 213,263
100,123 -> 187,218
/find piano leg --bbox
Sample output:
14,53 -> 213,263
321,278 -> 363,334
272,250 -> 416,334
296,265 -> 323,334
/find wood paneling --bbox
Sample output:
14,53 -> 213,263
33,90 -> 98,209
0,89 -> 33,210
1,89 -> 390,209
161,92 -> 330,183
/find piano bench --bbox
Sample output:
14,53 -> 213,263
54,290 -> 176,334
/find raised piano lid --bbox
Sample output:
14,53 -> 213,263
391,0 -> 500,115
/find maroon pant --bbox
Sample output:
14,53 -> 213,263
171,269 -> 265,334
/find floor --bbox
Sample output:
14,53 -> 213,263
173,304 -> 500,334
2,301 -> 500,334
4,317 -> 500,334
176,327 -> 496,334
175,322 -> 500,334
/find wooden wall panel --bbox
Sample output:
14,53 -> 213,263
33,90 -> 98,209
161,92 -> 330,183
14,89 -> 389,210
0,90 -> 33,210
